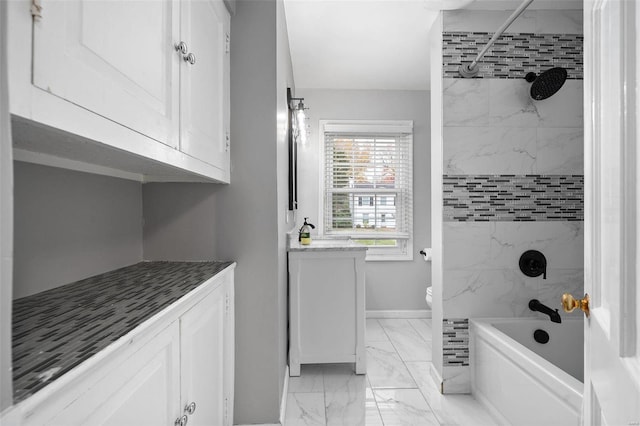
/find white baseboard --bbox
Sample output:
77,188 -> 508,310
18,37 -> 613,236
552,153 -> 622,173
429,363 -> 444,394
279,365 -> 289,425
366,310 -> 431,319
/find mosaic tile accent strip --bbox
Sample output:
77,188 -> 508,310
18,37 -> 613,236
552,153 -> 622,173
12,261 -> 233,403
443,175 -> 584,222
443,318 -> 469,367
443,32 -> 583,79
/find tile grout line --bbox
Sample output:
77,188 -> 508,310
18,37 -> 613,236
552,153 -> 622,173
379,319 -> 444,426
368,319 -> 387,426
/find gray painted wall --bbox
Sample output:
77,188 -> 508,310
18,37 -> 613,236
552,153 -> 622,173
276,0 -> 297,402
13,162 -> 143,299
296,89 -> 431,311
142,183 -> 218,261
214,1 -> 287,423
1,0 -> 14,409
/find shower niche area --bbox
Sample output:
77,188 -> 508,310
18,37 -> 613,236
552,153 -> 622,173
430,6 -> 584,394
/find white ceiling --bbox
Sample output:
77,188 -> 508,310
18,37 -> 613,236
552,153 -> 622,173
283,0 -> 439,91
283,0 -> 582,91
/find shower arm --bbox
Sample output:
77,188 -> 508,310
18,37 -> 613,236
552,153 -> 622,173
458,0 -> 534,78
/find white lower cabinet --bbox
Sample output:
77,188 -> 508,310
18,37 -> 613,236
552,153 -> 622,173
288,248 -> 366,377
180,283 -> 234,426
17,272 -> 234,426
47,323 -> 181,426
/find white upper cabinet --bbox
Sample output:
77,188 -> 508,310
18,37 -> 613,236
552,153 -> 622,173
32,0 -> 180,148
180,0 -> 230,176
7,0 -> 231,183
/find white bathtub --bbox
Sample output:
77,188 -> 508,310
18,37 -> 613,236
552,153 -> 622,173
470,318 -> 583,426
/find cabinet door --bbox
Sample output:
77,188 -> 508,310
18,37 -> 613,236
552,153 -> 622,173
32,0 -> 180,148
46,323 -> 181,426
180,285 -> 226,426
179,0 -> 230,174
223,279 -> 235,426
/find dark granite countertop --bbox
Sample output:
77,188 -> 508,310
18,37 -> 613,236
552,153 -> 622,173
12,260 -> 233,403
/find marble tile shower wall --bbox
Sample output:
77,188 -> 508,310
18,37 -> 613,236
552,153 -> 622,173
439,9 -> 584,393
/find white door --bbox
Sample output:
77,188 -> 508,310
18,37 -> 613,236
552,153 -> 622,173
180,286 -> 226,426
48,323 -> 181,426
32,0 -> 180,147
583,0 -> 640,424
180,0 -> 230,172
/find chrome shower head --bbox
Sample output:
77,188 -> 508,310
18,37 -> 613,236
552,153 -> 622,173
525,67 -> 568,101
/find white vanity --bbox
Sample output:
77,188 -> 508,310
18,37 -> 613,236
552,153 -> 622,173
287,239 -> 366,376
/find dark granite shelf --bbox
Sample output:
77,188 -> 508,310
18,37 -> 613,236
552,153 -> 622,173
12,260 -> 233,403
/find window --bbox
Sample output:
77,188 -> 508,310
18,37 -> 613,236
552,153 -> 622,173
320,120 -> 413,261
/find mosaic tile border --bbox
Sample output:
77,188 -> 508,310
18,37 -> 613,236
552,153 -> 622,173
443,175 -> 584,222
443,32 -> 583,79
443,318 -> 469,367
12,261 -> 233,403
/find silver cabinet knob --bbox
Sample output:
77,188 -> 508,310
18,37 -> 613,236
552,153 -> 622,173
183,53 -> 196,65
174,41 -> 188,55
174,415 -> 188,426
185,401 -> 196,415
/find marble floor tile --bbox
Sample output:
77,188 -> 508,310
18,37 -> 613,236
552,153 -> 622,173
285,393 -> 326,426
408,318 -> 433,342
406,361 -> 498,426
365,387 -> 385,426
379,319 -> 432,362
284,320 -> 496,426
366,318 -> 389,342
366,340 -> 417,389
289,364 -> 324,393
374,388 -> 440,426
323,369 -> 366,426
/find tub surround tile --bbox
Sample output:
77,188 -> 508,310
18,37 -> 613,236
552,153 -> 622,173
366,340 -> 417,389
11,261 -> 233,403
374,389 -> 440,426
443,222 -> 494,270
489,221 -> 584,269
443,175 -> 584,222
488,79 -> 541,127
444,79 -> 583,129
441,366 -> 471,394
444,127 -> 537,175
443,269 -> 538,318
443,32 -> 583,79
537,269 -> 584,318
444,126 -> 583,176
285,393 -> 327,426
536,127 -> 584,174
379,319 -> 432,362
443,79 -> 490,126
442,319 -> 469,367
535,81 -> 584,128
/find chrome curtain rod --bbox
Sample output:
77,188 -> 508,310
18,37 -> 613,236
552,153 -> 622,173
458,0 -> 534,78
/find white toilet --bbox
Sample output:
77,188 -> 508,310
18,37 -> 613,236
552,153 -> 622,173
426,286 -> 433,308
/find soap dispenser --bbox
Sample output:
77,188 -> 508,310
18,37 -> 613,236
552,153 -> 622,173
299,218 -> 315,245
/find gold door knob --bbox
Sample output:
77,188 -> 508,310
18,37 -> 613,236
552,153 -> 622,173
561,293 -> 590,318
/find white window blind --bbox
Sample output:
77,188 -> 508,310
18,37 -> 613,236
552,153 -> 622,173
322,122 -> 413,247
